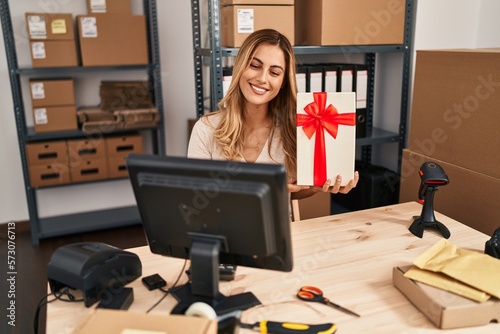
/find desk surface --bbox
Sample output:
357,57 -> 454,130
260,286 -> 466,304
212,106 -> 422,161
46,202 -> 499,333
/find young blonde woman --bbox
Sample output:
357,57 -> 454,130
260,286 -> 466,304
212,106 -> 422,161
188,29 -> 359,201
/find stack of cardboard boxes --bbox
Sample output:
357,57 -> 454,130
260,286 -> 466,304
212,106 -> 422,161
26,13 -> 79,68
400,49 -> 500,235
29,78 -> 78,134
26,141 -> 71,188
26,133 -> 143,188
220,0 -> 406,47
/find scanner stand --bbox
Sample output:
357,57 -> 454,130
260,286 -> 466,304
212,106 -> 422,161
409,187 -> 451,239
169,235 -> 261,316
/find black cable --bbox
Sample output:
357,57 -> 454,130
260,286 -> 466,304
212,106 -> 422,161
146,259 -> 188,314
34,288 -> 84,334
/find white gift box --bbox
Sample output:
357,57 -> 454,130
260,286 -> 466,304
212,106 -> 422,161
296,92 -> 356,186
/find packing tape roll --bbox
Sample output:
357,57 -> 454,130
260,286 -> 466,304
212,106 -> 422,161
185,302 -> 217,320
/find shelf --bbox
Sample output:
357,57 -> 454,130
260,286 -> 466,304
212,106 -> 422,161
26,126 -> 158,142
356,128 -> 399,146
211,44 -> 407,57
17,64 -> 150,76
2,0 -> 165,245
38,205 -> 141,239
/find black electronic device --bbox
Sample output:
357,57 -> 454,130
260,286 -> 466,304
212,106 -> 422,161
47,242 -> 142,307
126,153 -> 293,315
142,273 -> 167,290
409,162 -> 450,239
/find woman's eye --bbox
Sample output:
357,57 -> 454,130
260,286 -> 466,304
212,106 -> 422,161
250,64 -> 260,69
270,71 -> 281,77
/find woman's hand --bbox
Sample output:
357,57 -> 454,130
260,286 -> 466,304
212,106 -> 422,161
287,179 -> 310,193
321,171 -> 359,194
289,172 -> 359,199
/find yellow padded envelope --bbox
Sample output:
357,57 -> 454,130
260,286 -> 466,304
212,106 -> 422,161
412,238 -> 500,299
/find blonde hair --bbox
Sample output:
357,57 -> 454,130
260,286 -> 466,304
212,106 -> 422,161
204,29 -> 297,177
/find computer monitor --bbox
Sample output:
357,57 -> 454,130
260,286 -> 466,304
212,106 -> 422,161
126,153 -> 293,315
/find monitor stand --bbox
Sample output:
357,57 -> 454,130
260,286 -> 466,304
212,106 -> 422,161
169,235 -> 261,316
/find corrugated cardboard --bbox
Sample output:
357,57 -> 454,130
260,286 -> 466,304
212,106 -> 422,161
221,5 -> 295,47
408,49 -> 500,179
295,0 -> 405,46
67,138 -> 107,160
32,105 -> 78,133
77,14 -> 148,66
28,162 -> 71,188
298,191 -> 331,220
86,0 -> 132,14
26,140 -> 68,166
69,158 -> 108,183
105,134 -> 143,157
393,265 -> 500,329
29,79 -> 75,107
29,40 -> 79,68
399,149 -> 500,235
107,155 -> 128,179
25,13 -> 75,40
73,309 -> 217,334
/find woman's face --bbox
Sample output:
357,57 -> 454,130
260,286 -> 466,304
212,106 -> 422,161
239,43 -> 286,109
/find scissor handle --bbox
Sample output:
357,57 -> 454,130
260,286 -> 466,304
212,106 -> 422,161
297,286 -> 328,303
299,286 -> 323,296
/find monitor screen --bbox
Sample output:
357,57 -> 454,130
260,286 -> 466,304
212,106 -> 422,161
126,153 -> 293,314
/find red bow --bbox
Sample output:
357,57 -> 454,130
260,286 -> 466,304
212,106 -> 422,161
297,92 -> 356,186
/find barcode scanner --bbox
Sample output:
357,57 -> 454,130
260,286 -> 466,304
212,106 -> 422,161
409,162 -> 451,239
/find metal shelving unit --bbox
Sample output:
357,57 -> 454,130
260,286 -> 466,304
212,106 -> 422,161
190,0 -> 416,174
0,0 -> 165,246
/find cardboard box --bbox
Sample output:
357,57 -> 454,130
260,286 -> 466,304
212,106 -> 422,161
295,0 -> 405,46
69,158 -> 108,183
86,0 -> 131,14
221,5 -> 295,47
29,40 -> 78,68
105,134 -> 143,157
399,149 -> 500,235
73,309 -> 216,334
26,140 -> 68,166
67,138 -> 107,160
393,265 -> 500,329
107,155 -> 128,179
29,163 -> 71,188
32,105 -> 78,133
296,92 -> 356,186
408,49 -> 500,179
25,13 -> 75,40
29,79 -> 75,107
77,14 -> 148,66
298,191 -> 331,220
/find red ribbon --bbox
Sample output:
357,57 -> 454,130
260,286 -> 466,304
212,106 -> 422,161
297,92 -> 356,186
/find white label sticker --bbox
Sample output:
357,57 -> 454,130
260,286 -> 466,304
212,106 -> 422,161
237,9 -> 254,33
31,83 -> 45,99
34,108 -> 48,124
81,17 -> 98,38
90,0 -> 107,13
27,15 -> 47,39
31,42 -> 46,59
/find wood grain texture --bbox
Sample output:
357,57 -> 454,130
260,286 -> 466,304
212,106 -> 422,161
46,202 -> 499,333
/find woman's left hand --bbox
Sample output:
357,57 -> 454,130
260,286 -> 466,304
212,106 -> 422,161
319,171 -> 359,194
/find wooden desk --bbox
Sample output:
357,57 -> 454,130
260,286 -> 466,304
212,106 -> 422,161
46,202 -> 499,333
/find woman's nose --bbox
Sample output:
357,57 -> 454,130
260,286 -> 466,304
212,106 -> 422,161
256,70 -> 268,83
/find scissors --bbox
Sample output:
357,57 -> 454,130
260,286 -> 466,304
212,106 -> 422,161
297,286 -> 360,317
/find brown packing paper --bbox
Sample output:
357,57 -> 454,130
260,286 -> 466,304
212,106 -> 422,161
404,265 -> 491,303
413,238 -> 500,299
